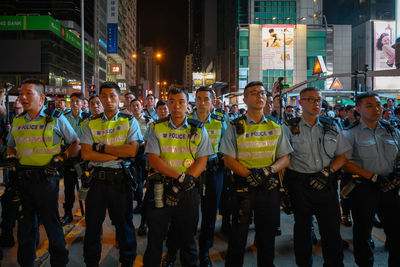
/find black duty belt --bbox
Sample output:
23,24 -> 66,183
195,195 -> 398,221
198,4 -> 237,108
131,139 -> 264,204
92,167 -> 124,182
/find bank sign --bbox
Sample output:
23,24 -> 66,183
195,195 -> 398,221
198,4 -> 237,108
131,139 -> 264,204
0,16 -> 94,58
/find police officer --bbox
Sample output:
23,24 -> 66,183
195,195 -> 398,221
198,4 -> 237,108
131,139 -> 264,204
6,79 -> 79,266
88,95 -> 104,117
81,81 -> 141,267
163,87 -> 227,266
144,94 -> 159,121
62,92 -> 90,224
342,92 -> 400,267
220,81 -> 292,267
283,87 -> 350,267
143,87 -> 213,267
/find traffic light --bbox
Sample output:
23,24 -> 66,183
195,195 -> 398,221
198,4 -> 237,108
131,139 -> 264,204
89,85 -> 97,96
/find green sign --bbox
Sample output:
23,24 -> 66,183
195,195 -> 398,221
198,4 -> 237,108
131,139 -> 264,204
0,16 -> 95,58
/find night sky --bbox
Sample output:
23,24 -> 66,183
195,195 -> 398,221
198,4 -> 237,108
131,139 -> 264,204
138,0 -> 188,84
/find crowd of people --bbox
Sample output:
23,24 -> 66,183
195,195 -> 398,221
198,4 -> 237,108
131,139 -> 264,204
0,80 -> 399,267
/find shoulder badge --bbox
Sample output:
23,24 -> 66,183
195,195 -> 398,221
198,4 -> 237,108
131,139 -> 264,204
63,110 -> 72,115
215,108 -> 226,115
345,120 -> 360,130
187,118 -> 203,129
285,117 -> 301,135
44,108 -> 62,118
89,112 -> 104,121
144,115 -> 151,123
319,115 -> 336,126
211,113 -> 224,122
379,119 -> 395,134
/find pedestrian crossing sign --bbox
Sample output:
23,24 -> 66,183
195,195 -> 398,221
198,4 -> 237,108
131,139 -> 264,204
330,78 -> 343,89
312,56 -> 327,75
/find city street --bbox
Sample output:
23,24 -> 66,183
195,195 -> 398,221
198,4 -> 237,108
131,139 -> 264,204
0,180 -> 390,267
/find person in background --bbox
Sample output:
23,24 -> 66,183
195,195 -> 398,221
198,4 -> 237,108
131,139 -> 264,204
144,94 -> 158,121
88,95 -> 104,117
229,104 -> 240,120
81,98 -> 89,113
121,92 -> 135,114
382,109 -> 393,122
386,98 -> 395,111
263,92 -> 274,116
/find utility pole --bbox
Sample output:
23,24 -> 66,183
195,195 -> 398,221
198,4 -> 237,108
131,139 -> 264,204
81,0 -> 85,96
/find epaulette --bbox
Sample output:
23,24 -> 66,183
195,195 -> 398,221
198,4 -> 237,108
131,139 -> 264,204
118,113 -> 133,120
211,113 -> 224,122
187,118 -> 203,129
16,111 -> 27,118
63,110 -> 72,115
44,108 -> 62,118
344,120 -> 360,130
285,117 -> 301,135
81,112 -> 91,120
215,108 -> 226,115
319,115 -> 336,126
230,115 -> 246,135
89,113 -> 103,121
265,114 -> 280,125
155,116 -> 170,124
144,115 -> 151,124
379,119 -> 395,134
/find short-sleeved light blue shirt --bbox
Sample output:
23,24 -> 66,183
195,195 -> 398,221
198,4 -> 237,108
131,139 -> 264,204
343,121 -> 400,176
220,115 -> 293,165
80,111 -> 143,168
144,108 -> 158,121
64,110 -> 87,138
145,116 -> 214,159
284,116 -> 351,173
7,106 -> 78,147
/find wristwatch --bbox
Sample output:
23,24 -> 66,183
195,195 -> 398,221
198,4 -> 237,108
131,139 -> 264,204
370,173 -> 378,183
177,173 -> 186,183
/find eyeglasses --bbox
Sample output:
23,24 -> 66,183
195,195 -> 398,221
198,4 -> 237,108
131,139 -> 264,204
247,90 -> 266,97
301,98 -> 322,104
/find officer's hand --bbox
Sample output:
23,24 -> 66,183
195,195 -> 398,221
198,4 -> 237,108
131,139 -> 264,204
92,142 -> 106,153
177,173 -> 196,191
309,167 -> 332,190
165,184 -> 180,207
390,173 -> 400,189
246,168 -> 264,187
3,155 -> 18,172
372,174 -> 396,192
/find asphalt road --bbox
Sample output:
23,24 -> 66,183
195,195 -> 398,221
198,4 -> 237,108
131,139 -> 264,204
0,180 -> 391,267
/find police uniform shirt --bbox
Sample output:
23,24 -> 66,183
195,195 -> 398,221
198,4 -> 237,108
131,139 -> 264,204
343,121 -> 400,176
64,110 -> 87,138
283,116 -> 351,174
80,111 -> 143,169
191,111 -> 227,159
144,107 -> 159,121
145,117 -> 214,159
220,115 -> 293,162
7,106 -> 78,148
136,114 -> 153,137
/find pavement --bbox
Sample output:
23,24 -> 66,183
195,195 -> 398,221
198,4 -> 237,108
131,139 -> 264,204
0,176 -> 391,267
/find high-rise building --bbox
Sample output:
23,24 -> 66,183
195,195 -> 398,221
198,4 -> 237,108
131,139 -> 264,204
106,0 -> 137,93
203,0 -> 352,104
94,0 -> 108,86
138,46 -> 160,98
0,0 -> 96,96
183,54 -> 194,90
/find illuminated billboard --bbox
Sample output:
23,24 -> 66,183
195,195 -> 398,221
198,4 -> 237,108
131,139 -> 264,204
262,25 -> 294,70
373,21 -> 400,89
192,72 -> 216,88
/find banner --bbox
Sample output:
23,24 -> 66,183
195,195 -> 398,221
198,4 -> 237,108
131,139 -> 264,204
262,25 -> 294,70
107,0 -> 118,54
373,21 -> 400,89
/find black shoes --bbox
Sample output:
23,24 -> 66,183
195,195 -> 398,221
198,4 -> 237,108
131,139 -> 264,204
61,210 -> 73,225
199,250 -> 213,267
341,214 -> 352,227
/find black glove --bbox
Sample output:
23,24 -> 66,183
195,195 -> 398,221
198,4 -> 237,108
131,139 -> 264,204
246,168 -> 264,187
3,156 -> 19,172
165,184 -> 180,207
390,173 -> 400,189
177,173 -> 196,191
92,143 -> 106,153
45,153 -> 67,176
372,174 -> 397,193
265,176 -> 279,191
309,167 -> 332,190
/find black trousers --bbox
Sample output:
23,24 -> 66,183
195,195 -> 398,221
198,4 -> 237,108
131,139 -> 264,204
350,182 -> 400,267
143,189 -> 200,267
17,175 -> 68,267
83,177 -> 137,266
62,163 -> 78,213
225,177 -> 280,267
286,169 -> 343,267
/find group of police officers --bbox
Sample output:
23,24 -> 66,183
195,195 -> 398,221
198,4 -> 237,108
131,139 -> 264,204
1,78 -> 400,267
